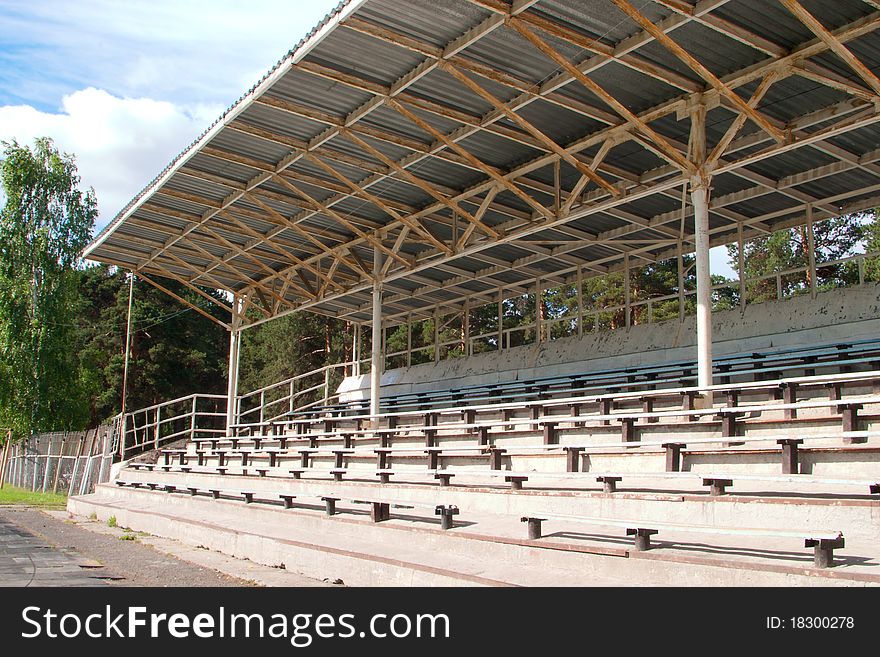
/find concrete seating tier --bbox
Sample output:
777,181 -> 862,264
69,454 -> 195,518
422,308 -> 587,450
111,477 -> 845,568
280,338 -> 880,420
230,370 -> 880,443
105,351 -> 880,585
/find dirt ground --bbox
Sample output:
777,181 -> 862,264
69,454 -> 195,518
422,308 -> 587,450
0,506 -> 254,587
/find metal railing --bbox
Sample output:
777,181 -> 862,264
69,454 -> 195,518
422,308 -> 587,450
106,251 -> 880,459
235,360 -> 356,425
117,393 -> 227,459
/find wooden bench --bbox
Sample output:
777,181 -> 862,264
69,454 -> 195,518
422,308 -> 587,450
518,511 -> 846,567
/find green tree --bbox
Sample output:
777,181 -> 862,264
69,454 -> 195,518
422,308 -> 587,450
726,213 -> 868,303
73,265 -> 229,426
0,138 -> 97,437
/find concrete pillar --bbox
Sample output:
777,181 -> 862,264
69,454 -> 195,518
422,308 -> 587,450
225,294 -> 242,434
624,253 -> 631,328
807,204 -> 817,299
738,222 -> 746,311
691,178 -> 714,402
119,272 -> 135,458
370,247 -> 383,419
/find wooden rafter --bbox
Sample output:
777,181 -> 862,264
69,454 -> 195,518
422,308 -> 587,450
508,19 -> 696,174
778,0 -> 880,96
441,61 -> 620,197
609,0 -> 787,144
340,128 -> 503,238
303,152 -> 453,256
386,98 -> 556,221
136,272 -> 231,331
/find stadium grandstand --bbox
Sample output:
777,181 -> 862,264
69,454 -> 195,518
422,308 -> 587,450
71,0 -> 880,585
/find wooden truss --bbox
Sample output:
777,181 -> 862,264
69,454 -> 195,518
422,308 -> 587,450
84,0 -> 880,328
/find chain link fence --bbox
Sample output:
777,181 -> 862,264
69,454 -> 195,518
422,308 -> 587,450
0,426 -> 114,496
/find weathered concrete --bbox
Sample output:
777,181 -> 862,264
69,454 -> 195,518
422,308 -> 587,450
69,483 -> 880,587
339,284 -> 880,400
112,468 -> 880,542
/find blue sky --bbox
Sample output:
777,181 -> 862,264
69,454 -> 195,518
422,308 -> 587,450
0,0 -> 343,226
0,0 -> 736,277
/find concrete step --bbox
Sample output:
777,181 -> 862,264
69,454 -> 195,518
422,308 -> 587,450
117,466 -> 880,541
70,483 -> 880,586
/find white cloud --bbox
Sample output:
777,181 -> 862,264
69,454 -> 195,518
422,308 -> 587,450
0,88 -> 223,228
0,0 -> 342,234
0,0 -> 343,109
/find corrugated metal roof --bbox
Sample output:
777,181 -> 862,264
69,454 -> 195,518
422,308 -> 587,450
84,0 -> 880,326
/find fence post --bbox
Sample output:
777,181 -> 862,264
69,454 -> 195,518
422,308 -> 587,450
0,431 -> 10,489
32,441 -> 39,492
52,437 -> 65,493
324,368 -> 331,406
41,435 -> 57,493
68,454 -> 80,497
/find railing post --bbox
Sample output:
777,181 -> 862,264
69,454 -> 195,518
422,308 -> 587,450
119,413 -> 127,459
190,396 -> 197,441
259,391 -> 265,424
154,406 -> 161,450
324,367 -> 331,406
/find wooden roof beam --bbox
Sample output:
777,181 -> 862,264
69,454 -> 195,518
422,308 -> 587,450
609,0 -> 787,144
778,0 -> 880,96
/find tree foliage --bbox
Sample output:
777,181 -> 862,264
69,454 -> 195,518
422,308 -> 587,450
0,138 -> 97,436
73,265 -> 229,427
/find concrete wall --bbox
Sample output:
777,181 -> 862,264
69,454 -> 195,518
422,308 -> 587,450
338,283 -> 880,400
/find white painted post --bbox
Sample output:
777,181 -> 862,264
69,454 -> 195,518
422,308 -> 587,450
692,180 -> 714,398
807,204 -> 817,298
576,266 -> 584,337
0,433 -> 10,489
497,292 -> 504,350
434,309 -> 440,363
355,323 -> 362,376
32,443 -> 39,492
535,277 -> 544,342
678,243 -> 685,320
463,298 -> 470,355
690,100 -> 713,407
624,253 -> 632,328
154,406 -> 161,450
738,222 -> 746,311
190,396 -> 198,441
225,295 -> 243,435
41,438 -> 54,492
119,272 -> 135,458
406,316 -> 412,367
370,246 -> 383,420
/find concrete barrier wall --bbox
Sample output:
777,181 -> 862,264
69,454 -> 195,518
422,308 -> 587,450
338,283 -> 880,400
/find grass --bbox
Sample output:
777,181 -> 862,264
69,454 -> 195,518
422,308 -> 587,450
0,485 -> 68,507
